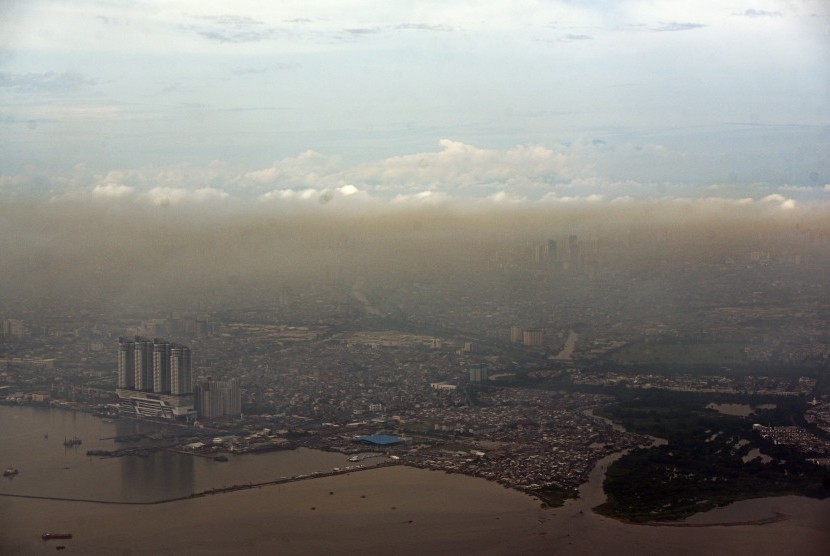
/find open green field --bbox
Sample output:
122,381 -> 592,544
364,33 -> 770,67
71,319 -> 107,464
611,341 -> 747,366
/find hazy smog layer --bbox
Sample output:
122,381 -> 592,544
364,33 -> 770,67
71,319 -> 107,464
1,200 -> 827,316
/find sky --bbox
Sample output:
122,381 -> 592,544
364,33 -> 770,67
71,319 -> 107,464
1,0 -> 829,211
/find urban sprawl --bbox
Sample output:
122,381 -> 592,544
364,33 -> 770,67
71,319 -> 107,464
3,227 -> 830,501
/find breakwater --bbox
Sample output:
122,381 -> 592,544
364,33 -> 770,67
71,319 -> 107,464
0,460 -> 397,506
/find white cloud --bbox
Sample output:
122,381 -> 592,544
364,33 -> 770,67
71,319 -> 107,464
390,191 -> 452,206
761,193 -> 787,203
146,187 -> 189,206
259,188 -> 321,202
145,186 -> 228,206
242,150 -> 332,186
92,183 -> 134,199
237,139 -> 576,194
484,191 -> 527,204
760,193 -> 796,209
651,195 -> 794,212
340,139 -> 573,190
733,9 -> 782,18
258,184 -> 369,206
3,139 -> 827,213
338,184 -> 359,196
539,192 -> 605,203
191,187 -> 230,202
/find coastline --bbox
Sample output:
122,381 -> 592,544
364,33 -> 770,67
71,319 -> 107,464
3,402 -> 829,554
2,464 -> 829,556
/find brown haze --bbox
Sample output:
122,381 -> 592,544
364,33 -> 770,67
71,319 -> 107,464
1,199 -> 827,318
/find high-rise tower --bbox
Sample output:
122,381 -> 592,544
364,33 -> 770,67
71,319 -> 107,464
117,338 -> 135,389
547,240 -> 557,266
170,345 -> 192,395
153,340 -> 171,393
567,234 -> 579,272
195,378 -> 241,419
133,338 -> 154,391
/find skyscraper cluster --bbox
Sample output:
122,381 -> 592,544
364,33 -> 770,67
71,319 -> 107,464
532,235 -> 580,272
118,337 -> 192,395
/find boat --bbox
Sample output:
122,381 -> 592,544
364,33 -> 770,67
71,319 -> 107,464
4,468 -> 18,477
63,436 -> 82,447
213,455 -> 229,462
42,533 -> 72,540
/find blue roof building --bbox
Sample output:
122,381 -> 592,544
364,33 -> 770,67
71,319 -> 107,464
352,434 -> 405,446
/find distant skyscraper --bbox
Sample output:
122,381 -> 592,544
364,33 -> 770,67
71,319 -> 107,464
469,363 -> 489,383
2,319 -> 25,339
547,240 -> 558,267
510,325 -> 524,343
567,235 -> 579,271
523,329 -> 544,347
195,318 -> 209,338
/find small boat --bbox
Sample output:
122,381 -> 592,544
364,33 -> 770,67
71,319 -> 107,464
63,436 -> 82,447
213,455 -> 229,462
42,533 -> 72,540
4,468 -> 19,477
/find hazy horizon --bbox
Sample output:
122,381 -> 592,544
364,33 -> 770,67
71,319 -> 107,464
1,0 -> 829,325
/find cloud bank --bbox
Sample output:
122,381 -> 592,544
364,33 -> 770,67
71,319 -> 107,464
1,139 -> 825,213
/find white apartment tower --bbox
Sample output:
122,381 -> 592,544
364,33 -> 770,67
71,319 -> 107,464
153,340 -> 171,393
133,338 -> 154,391
170,346 -> 193,395
117,339 -> 135,389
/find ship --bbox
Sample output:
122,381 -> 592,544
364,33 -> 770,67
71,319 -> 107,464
41,533 -> 72,540
63,436 -> 82,447
4,468 -> 19,477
